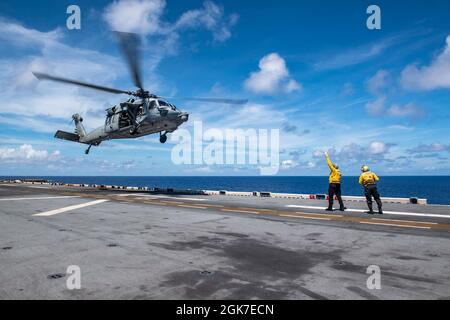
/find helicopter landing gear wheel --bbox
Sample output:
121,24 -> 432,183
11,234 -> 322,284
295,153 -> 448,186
159,133 -> 167,144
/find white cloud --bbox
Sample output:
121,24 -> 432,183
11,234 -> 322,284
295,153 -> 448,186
313,141 -> 395,165
174,1 -> 239,42
365,98 -> 423,119
0,19 -> 62,47
281,160 -> 296,169
244,53 -> 301,95
368,141 -> 388,155
365,96 -> 385,117
103,0 -> 166,35
191,166 -> 214,173
408,143 -> 450,154
388,103 -> 424,118
0,144 -> 60,163
313,33 -> 407,71
400,35 -> 450,91
103,0 -> 238,42
366,70 -> 389,95
312,29 -> 430,71
285,79 -> 301,93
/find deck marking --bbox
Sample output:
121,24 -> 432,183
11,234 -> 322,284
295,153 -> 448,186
175,197 -> 208,202
280,214 -> 331,221
135,197 -> 160,200
160,201 -> 184,205
294,212 -> 343,218
115,194 -> 208,201
238,207 -> 275,212
359,221 -> 431,229
143,201 -> 166,206
0,196 -> 80,201
27,186 -> 51,189
33,199 -> 109,216
370,218 -> 437,225
196,204 -> 224,208
221,209 -> 260,214
177,204 -> 207,210
286,205 -> 450,219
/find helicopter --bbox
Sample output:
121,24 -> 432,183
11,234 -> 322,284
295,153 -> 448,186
33,32 -> 247,154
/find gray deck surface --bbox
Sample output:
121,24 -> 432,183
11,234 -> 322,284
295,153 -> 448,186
1,183 -> 449,300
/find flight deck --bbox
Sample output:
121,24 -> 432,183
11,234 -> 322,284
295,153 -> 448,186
1,182 -> 449,300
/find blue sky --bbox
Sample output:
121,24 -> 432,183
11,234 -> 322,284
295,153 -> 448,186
0,0 -> 449,176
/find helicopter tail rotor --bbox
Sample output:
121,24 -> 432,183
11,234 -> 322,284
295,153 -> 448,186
72,113 -> 86,138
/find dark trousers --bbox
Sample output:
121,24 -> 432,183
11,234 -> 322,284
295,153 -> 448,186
364,185 -> 382,211
328,183 -> 344,209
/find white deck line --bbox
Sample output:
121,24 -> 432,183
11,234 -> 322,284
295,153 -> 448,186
0,196 -> 80,201
280,214 -> 331,221
33,199 -> 109,216
359,222 -> 431,229
286,205 -> 450,219
115,194 -> 208,201
221,209 -> 260,214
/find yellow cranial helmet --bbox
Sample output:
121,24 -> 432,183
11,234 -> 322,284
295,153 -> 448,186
361,165 -> 370,172
333,163 -> 339,169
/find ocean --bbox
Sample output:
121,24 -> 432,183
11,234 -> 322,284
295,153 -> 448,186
2,176 -> 450,205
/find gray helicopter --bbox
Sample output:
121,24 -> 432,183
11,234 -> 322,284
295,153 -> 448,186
33,32 -> 247,154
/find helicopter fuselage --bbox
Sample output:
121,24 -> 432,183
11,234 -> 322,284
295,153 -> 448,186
77,97 -> 188,146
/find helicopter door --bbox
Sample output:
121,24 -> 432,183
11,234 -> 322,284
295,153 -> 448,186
105,114 -> 119,133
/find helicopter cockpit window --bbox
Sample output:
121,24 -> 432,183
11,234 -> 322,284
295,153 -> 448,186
169,103 -> 177,111
149,100 -> 157,108
158,100 -> 169,107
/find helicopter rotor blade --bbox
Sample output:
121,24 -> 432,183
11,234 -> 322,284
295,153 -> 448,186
161,97 -> 248,105
32,72 -> 131,95
114,31 -> 144,91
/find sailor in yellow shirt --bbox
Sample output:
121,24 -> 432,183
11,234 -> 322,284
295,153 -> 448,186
359,165 -> 383,214
325,152 -> 345,211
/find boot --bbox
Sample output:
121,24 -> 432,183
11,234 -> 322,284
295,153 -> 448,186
376,200 -> 383,215
366,203 -> 374,214
325,207 -> 333,212
339,205 -> 346,212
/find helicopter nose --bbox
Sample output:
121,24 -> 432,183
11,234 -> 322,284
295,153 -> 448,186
179,113 -> 189,122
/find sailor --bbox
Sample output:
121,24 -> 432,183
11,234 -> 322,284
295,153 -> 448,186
359,165 -> 383,215
325,152 -> 345,212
